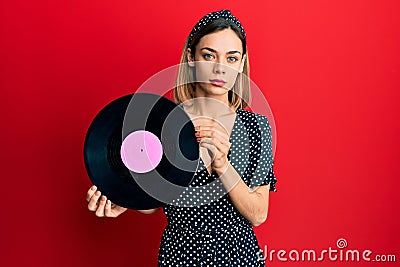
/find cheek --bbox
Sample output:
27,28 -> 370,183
225,75 -> 239,89
194,63 -> 213,81
225,68 -> 240,87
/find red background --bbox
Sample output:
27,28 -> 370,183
1,0 -> 399,266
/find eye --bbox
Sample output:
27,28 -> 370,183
203,53 -> 214,60
227,56 -> 238,63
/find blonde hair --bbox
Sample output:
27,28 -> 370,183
173,28 -> 251,110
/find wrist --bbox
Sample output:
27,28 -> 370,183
215,162 -> 230,177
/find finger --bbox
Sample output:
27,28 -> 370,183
86,185 -> 97,202
200,141 -> 218,157
196,127 -> 230,146
197,132 -> 230,150
95,195 -> 107,217
200,137 -> 230,155
200,137 -> 222,151
195,122 -> 227,132
87,190 -> 101,211
104,199 -> 114,218
196,129 -> 227,140
196,126 -> 229,139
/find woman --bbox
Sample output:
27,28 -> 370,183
86,10 -> 277,266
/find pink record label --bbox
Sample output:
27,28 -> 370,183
120,130 -> 163,173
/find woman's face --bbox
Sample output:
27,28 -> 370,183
187,28 -> 246,97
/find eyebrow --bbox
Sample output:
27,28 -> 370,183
200,47 -> 242,55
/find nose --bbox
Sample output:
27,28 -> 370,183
213,61 -> 226,74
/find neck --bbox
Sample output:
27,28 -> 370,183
185,84 -> 234,117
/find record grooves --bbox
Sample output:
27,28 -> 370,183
84,93 -> 199,210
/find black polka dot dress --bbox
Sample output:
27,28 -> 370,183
158,109 -> 277,266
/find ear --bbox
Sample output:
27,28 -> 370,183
239,54 -> 247,73
187,48 -> 195,67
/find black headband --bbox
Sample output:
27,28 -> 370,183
187,10 -> 246,46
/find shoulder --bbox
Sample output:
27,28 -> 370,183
237,109 -> 272,130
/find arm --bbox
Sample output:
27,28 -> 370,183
216,164 -> 270,226
196,122 -> 271,227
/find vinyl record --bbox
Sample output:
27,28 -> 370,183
83,93 -> 199,210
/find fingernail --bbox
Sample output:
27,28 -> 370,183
91,185 -> 97,191
197,138 -> 201,142
107,200 -> 111,205
95,191 -> 101,196
195,126 -> 199,131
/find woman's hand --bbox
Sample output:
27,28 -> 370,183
195,119 -> 231,175
86,185 -> 127,218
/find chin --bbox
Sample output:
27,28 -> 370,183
196,82 -> 231,96
209,83 -> 231,92
208,88 -> 229,96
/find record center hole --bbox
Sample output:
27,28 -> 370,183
141,148 -> 143,152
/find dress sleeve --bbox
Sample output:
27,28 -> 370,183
248,114 -> 277,192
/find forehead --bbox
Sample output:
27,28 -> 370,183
196,28 -> 243,53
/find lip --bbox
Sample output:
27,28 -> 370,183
209,79 -> 226,87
